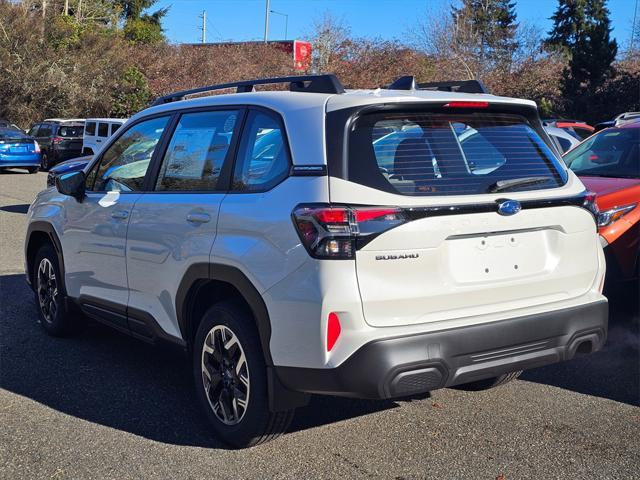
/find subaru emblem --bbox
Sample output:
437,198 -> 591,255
497,199 -> 521,216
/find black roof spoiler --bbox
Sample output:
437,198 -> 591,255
386,76 -> 489,94
151,74 -> 346,106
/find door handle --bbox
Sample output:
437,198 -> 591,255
186,212 -> 211,224
111,210 -> 129,220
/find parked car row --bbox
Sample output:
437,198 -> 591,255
0,117 -> 125,173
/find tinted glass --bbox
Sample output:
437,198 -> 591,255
350,110 -> 566,196
564,127 -> 639,178
0,128 -> 31,142
110,123 -> 121,135
555,135 -> 573,152
28,125 -> 40,136
85,122 -> 96,136
89,116 -> 168,192
156,110 -> 238,191
38,125 -> 53,137
233,111 -> 290,192
98,123 -> 109,137
58,125 -> 84,137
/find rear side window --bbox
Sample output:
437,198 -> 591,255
98,123 -> 109,137
232,110 -> 291,192
349,110 -> 567,196
85,122 -> 96,136
39,124 -> 53,137
155,110 -> 238,191
110,123 -> 121,135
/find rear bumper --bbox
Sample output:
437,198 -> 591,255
275,300 -> 608,399
0,158 -> 40,167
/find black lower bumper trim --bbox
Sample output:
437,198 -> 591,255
275,301 -> 608,400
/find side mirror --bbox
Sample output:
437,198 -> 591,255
56,171 -> 85,201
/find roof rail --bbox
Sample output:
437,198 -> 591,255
151,74 -> 345,106
387,76 -> 489,94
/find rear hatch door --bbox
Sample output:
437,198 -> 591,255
327,103 -> 599,327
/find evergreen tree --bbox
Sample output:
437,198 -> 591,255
546,0 -> 618,118
451,0 -> 518,76
115,0 -> 168,43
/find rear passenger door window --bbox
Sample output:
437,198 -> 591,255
98,122 -> 109,137
155,110 -> 239,191
85,122 -> 96,136
232,110 -> 291,192
86,116 -> 169,192
39,124 -> 53,138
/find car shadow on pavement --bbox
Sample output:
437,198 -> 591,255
521,299 -> 640,406
0,203 -> 30,214
2,273 -> 637,450
0,273 -> 398,449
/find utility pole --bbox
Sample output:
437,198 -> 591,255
264,0 -> 270,43
63,0 -> 69,16
199,10 -> 207,44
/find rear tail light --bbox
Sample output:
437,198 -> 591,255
292,204 -> 407,259
34,141 -> 41,153
52,137 -> 63,144
582,191 -> 599,221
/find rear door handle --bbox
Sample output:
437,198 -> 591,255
186,212 -> 211,224
111,210 -> 129,220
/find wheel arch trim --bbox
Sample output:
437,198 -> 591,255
25,221 -> 66,294
176,263 -> 274,365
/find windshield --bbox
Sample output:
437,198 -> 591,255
0,128 -> 32,142
564,127 -> 639,178
349,110 -> 567,196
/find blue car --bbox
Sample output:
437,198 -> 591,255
46,155 -> 92,187
0,128 -> 42,173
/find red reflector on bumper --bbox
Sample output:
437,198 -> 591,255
327,312 -> 341,352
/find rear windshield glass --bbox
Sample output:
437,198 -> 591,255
59,125 -> 84,137
348,110 -> 567,196
0,128 -> 31,142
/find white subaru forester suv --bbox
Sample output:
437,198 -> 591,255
25,74 -> 608,448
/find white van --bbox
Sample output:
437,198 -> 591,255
82,118 -> 127,155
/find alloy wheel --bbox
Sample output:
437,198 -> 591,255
37,258 -> 58,324
201,325 -> 250,425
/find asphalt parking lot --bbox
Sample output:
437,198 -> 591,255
1,169 -> 638,480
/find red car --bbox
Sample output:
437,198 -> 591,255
564,121 -> 640,282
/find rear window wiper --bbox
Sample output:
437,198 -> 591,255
488,176 -> 551,193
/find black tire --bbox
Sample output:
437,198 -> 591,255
454,370 -> 522,391
27,167 -> 39,174
193,301 -> 294,448
32,243 -> 79,336
40,153 -> 50,171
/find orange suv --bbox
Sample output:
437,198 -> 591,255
564,121 -> 640,282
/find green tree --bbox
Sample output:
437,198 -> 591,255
451,0 -> 518,76
115,0 -> 168,43
111,66 -> 152,116
546,0 -> 618,119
